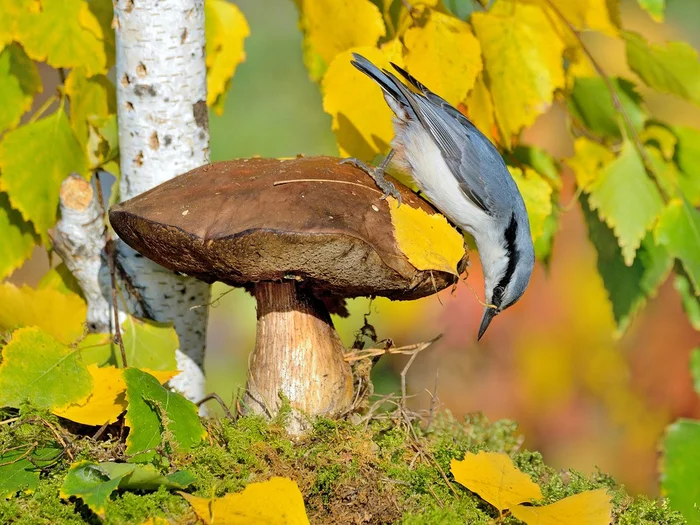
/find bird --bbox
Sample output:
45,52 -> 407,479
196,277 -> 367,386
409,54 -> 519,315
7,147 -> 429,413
341,53 -> 535,340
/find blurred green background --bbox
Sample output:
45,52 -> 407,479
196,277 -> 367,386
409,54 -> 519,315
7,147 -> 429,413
204,0 -> 700,497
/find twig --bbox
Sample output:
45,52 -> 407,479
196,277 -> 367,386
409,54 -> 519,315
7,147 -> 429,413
543,0 -> 668,202
426,369 -> 440,430
190,287 -> 234,310
273,178 -> 383,196
0,417 -> 19,426
38,417 -> 74,462
91,420 -> 111,440
0,442 -> 38,467
95,172 -> 128,368
196,393 -> 235,420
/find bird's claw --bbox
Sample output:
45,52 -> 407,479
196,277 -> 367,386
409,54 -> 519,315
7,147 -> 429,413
340,157 -> 402,206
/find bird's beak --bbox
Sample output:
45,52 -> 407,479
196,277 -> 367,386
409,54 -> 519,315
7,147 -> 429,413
477,307 -> 498,341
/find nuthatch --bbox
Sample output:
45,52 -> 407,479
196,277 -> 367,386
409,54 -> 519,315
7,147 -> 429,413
342,54 -> 535,340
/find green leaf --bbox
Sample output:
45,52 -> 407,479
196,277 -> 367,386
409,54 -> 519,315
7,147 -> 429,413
205,0 -> 250,115
123,368 -> 205,463
0,446 -> 62,499
511,145 -> 561,189
60,460 -> 129,517
674,273 -> 700,331
625,31 -> 700,107
587,142 -> 664,265
97,462 -> 195,490
0,108 -> 89,244
0,192 -> 36,281
641,122 -> 676,161
508,166 -> 553,242
0,0 -> 37,57
673,126 -> 700,205
581,196 -> 671,336
661,419 -> 700,523
16,0 -> 109,76
568,77 -> 646,139
654,197 -> 700,294
636,0 -> 665,22
77,315 -> 179,371
0,43 -> 41,133
37,263 -> 85,299
0,327 -> 93,410
691,348 -> 700,396
65,66 -> 116,146
533,207 -> 559,268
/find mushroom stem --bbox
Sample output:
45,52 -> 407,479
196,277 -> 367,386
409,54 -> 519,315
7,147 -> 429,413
244,281 -> 354,433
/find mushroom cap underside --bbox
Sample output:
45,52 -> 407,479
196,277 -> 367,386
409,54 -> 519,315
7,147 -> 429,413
109,156 -> 466,300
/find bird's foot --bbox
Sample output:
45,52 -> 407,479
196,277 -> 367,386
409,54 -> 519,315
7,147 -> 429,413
340,157 -> 402,206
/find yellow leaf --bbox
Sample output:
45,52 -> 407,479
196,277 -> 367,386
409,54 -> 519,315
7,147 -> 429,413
299,0 -> 385,67
0,0 -> 40,52
472,0 -> 565,139
464,73 -> 498,144
565,138 -> 616,191
55,365 -> 179,426
403,10 -> 482,106
389,198 -> 465,275
205,0 -> 250,114
138,519 -> 170,525
510,488 -> 613,525
322,44 -> 404,159
180,477 -> 310,525
0,283 -> 86,344
16,0 -> 109,76
54,365 -> 125,425
509,167 -> 553,242
450,451 -> 543,511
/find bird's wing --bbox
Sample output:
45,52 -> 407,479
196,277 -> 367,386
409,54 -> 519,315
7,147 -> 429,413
388,62 -> 506,216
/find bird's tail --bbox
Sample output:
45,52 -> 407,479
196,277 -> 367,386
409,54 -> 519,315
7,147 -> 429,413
350,53 -> 417,119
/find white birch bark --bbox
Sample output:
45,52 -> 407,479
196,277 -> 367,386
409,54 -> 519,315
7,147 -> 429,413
112,0 -> 211,402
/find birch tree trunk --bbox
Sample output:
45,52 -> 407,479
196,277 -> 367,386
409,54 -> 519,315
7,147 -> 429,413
111,0 -> 211,401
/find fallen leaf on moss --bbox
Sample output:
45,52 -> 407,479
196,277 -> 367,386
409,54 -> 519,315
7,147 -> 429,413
450,451 -> 543,511
510,488 -> 613,525
180,476 -> 310,525
54,365 -> 178,426
389,197 -> 465,275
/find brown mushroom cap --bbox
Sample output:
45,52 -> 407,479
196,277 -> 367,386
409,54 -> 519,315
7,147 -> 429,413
109,156 -> 465,299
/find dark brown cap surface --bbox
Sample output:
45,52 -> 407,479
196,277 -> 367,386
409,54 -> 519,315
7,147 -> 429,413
109,156 -> 465,300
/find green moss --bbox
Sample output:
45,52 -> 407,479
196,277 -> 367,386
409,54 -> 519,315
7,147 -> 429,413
0,409 -> 686,524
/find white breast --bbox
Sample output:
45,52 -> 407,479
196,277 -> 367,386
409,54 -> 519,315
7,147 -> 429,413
392,121 -> 509,297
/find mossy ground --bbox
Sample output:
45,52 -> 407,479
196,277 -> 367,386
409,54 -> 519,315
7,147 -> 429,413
0,404 -> 685,525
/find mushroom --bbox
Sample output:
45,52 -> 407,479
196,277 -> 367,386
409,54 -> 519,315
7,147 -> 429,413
109,156 -> 467,432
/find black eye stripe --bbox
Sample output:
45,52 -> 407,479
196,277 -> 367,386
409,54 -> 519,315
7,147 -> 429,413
492,213 -> 518,307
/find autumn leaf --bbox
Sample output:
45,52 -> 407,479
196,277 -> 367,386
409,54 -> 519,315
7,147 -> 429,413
0,193 -> 36,281
464,73 -> 497,143
510,488 -> 613,525
0,446 -> 62,499
625,31 -> 700,107
450,451 -> 543,511
65,66 -> 116,145
403,9 -> 482,106
587,142 -> 664,266
298,0 -> 385,76
180,476 -> 310,525
0,43 -> 41,132
205,0 -> 250,114
0,282 -> 86,344
509,167 -> 553,242
566,138 -> 616,191
322,44 -> 403,159
637,0 -> 665,22
55,365 -> 178,426
77,315 -> 179,371
654,197 -> 700,294
124,368 -> 206,463
15,0 -> 110,76
0,108 -> 89,244
0,327 -> 93,411
581,196 -> 671,336
472,0 -> 565,139
389,197 -> 465,275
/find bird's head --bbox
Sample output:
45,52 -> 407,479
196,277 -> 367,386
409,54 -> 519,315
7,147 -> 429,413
477,212 -> 535,340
